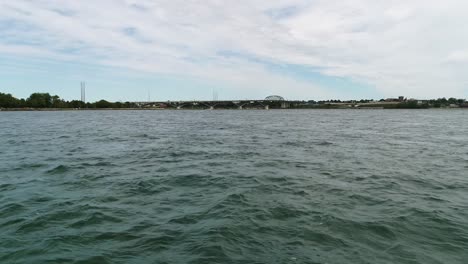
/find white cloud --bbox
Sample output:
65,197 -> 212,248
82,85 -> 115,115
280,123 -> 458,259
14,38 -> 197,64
0,0 -> 467,98
446,50 -> 468,63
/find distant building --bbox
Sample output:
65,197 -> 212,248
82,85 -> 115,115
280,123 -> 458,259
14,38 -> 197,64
385,96 -> 406,102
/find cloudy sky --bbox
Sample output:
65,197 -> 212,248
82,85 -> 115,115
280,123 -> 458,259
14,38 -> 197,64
1,0 -> 467,101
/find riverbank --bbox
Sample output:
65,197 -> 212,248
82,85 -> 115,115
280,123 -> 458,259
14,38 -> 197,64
1,107 -> 467,111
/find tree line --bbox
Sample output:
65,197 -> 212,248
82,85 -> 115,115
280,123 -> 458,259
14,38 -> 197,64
1,91 -> 467,109
307,98 -> 467,108
0,92 -> 138,109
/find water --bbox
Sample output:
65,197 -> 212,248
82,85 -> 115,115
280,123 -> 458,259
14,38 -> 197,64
1,110 -> 467,264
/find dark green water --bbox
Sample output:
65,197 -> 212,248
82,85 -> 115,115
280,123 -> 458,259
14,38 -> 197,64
1,110 -> 467,264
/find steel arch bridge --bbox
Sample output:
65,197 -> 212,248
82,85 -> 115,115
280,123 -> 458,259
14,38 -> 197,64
133,96 -> 299,110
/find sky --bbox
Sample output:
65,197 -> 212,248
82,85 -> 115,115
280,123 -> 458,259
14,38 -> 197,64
1,0 -> 468,102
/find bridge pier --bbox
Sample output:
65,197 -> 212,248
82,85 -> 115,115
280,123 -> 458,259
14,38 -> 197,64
238,105 -> 243,110
177,106 -> 183,110
265,105 -> 269,110
209,106 -> 214,110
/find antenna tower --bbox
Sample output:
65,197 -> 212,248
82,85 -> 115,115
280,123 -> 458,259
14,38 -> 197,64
212,89 -> 219,101
81,82 -> 86,103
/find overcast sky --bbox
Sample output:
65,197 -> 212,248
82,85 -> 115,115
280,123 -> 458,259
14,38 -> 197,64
1,0 -> 467,101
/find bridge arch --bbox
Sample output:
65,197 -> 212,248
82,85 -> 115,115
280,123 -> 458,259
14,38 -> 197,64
265,95 -> 285,101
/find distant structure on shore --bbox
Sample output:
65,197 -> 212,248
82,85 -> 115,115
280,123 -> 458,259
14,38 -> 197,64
80,82 -> 86,103
133,95 -> 293,110
265,95 -> 285,101
131,94 -> 468,110
1,91 -> 468,110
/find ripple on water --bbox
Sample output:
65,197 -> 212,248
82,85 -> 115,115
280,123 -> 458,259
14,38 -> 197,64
0,203 -> 26,218
1,110 -> 468,263
69,211 -> 123,229
0,183 -> 15,191
46,165 -> 69,175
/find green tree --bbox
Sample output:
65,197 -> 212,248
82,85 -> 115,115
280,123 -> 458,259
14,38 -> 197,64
69,100 -> 84,108
51,95 -> 63,108
0,92 -> 20,108
95,100 -> 113,108
438,97 -> 448,106
27,93 -> 52,108
448,97 -> 458,105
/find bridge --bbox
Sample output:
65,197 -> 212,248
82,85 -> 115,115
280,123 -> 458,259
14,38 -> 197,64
133,96 -> 303,110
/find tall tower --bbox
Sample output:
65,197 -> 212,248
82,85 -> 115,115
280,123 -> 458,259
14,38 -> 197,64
80,82 -> 86,103
212,89 -> 218,101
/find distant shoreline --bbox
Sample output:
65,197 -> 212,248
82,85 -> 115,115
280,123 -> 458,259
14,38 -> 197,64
2,92 -> 467,110
1,107 -> 467,112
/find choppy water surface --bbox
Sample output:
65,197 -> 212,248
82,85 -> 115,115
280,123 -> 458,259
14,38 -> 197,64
1,110 -> 468,264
